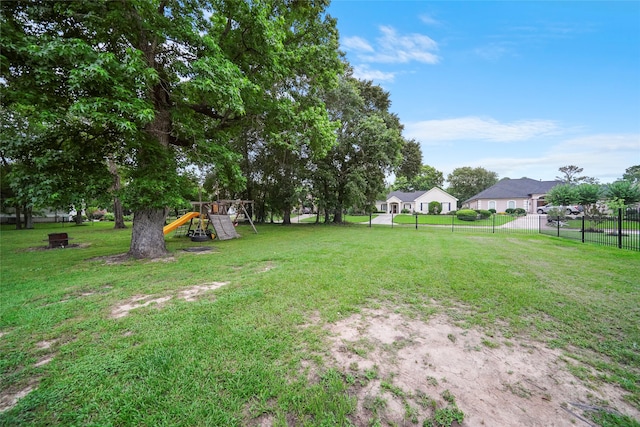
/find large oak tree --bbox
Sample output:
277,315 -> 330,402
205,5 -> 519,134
1,0 -> 341,257
313,74 -> 403,222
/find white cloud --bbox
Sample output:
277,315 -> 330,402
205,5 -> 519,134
405,116 -> 561,143
351,65 -> 396,82
342,25 -> 440,65
419,14 -> 442,26
342,36 -> 374,52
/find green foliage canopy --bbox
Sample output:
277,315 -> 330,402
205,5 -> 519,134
313,74 -> 403,222
546,183 -> 579,206
606,180 -> 640,208
397,139 -> 422,181
1,0 -> 342,256
446,166 -> 498,206
392,164 -> 444,192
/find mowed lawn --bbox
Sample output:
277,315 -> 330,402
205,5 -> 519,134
1,222 -> 639,425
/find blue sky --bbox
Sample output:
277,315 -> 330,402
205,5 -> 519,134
327,1 -> 640,184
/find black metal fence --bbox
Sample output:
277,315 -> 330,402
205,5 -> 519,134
360,208 -> 640,252
539,208 -> 640,251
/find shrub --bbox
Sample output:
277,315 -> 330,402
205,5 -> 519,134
103,213 -> 115,221
456,209 -> 478,221
401,208 -> 410,214
546,207 -> 566,221
428,201 -> 442,215
505,208 -> 515,214
447,210 -> 457,216
488,208 -> 496,214
514,208 -> 526,216
475,209 -> 492,219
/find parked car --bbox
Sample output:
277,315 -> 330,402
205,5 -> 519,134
537,205 -> 582,215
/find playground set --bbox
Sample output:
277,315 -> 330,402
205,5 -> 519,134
163,200 -> 257,242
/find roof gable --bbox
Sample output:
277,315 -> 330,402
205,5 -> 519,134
421,187 -> 458,201
387,190 -> 427,202
387,187 -> 457,202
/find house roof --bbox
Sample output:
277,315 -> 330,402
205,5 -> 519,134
386,188 -> 457,203
466,178 -> 562,202
387,190 -> 428,202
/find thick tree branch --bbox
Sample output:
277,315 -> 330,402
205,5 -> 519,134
187,104 -> 242,129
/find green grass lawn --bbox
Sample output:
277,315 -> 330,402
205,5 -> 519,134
1,222 -> 639,425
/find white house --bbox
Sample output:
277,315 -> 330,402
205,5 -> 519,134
376,188 -> 458,214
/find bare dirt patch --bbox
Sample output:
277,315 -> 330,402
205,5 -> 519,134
35,339 -> 58,350
110,295 -> 173,319
34,355 -> 55,368
325,308 -> 639,427
178,282 -> 228,302
19,243 -> 90,252
0,378 -> 40,413
110,282 -> 230,318
259,261 -> 276,273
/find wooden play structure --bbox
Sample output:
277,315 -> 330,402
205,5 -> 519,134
164,200 -> 257,241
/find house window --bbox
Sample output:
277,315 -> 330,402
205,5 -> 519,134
508,200 -> 516,209
381,203 -> 387,212
488,201 -> 496,210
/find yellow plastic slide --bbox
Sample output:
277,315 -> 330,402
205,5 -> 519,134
163,212 -> 201,235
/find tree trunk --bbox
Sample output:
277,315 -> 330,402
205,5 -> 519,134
333,208 -> 343,224
74,210 -> 84,225
127,26 -> 171,258
282,208 -> 291,225
108,158 -> 127,229
14,203 -> 22,230
23,204 -> 33,229
129,208 -> 168,259
113,197 -> 126,229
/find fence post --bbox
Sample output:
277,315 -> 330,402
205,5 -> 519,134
492,214 -> 495,233
391,212 -> 394,228
618,208 -> 623,249
581,215 -> 585,243
415,213 -> 418,230
556,216 -> 560,237
452,213 -> 455,232
369,212 -> 372,228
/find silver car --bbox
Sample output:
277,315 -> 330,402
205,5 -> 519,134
537,205 -> 582,215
